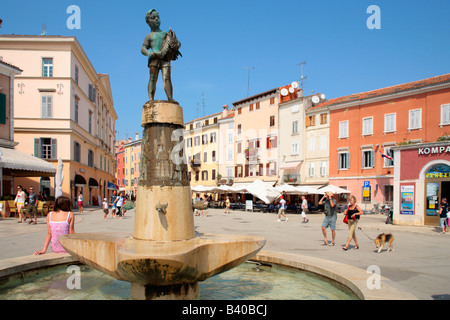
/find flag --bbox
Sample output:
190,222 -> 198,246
380,149 -> 393,161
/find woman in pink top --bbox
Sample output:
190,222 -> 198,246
34,196 -> 75,255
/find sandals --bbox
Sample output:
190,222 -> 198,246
342,246 -> 348,251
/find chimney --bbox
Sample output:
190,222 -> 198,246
222,104 -> 229,118
135,132 -> 139,141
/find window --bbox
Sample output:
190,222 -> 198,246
0,93 -> 5,124
41,95 -> 52,118
291,142 -> 299,155
186,138 -> 192,148
237,142 -> 242,154
227,148 -> 233,161
203,152 -> 207,163
339,121 -> 349,139
308,137 -> 315,152
227,132 -> 233,144
212,169 -> 216,180
210,132 -> 216,143
384,113 -> 396,133
74,96 -> 79,123
320,161 -> 327,177
382,147 -> 394,167
305,115 -> 315,127
319,135 -> 327,151
237,124 -> 242,134
320,113 -> 327,125
42,58 -> 53,77
74,65 -> 79,84
292,121 -> 298,134
202,134 -> 208,145
249,104 -> 254,111
212,150 -> 216,162
88,84 -> 97,103
34,138 -> 57,159
362,150 -> 375,169
266,162 -> 276,176
409,109 -> 421,130
88,111 -> 92,134
256,102 -> 261,109
270,98 -> 275,105
441,104 -> 450,126
194,136 -> 200,146
227,167 -> 233,180
362,117 -> 373,136
309,162 -> 315,177
88,150 -> 94,167
269,116 -> 275,127
74,142 -> 81,162
266,136 -> 277,149
338,152 -> 350,170
238,108 -> 242,115
384,185 -> 394,203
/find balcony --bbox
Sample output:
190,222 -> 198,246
283,174 -> 300,184
245,148 -> 260,164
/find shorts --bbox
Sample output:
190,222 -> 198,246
148,59 -> 170,68
103,209 -> 109,214
440,218 -> 447,228
301,211 -> 307,218
278,208 -> 286,215
321,215 -> 337,230
26,205 -> 37,215
78,201 -> 83,208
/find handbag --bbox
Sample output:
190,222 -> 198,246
343,207 -> 349,224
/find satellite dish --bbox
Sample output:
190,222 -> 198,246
281,88 -> 289,96
288,87 -> 295,94
291,81 -> 299,89
320,94 -> 326,100
312,96 -> 320,104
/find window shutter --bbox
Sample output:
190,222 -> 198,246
47,96 -> 52,118
51,139 -> 57,159
245,164 -> 249,177
371,150 -> 375,167
0,93 -> 6,124
34,138 -> 42,158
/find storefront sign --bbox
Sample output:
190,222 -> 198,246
418,145 -> 450,155
425,163 -> 450,178
400,185 -> 414,215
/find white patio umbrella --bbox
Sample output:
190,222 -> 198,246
243,180 -> 281,204
274,184 -> 301,194
55,158 -> 64,199
319,184 -> 351,194
296,185 -> 325,195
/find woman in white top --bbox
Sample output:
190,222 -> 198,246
14,185 -> 26,223
301,195 -> 309,223
77,191 -> 83,214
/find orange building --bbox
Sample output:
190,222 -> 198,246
312,74 -> 450,209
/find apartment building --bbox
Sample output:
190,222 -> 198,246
184,112 -> 221,187
123,134 -> 141,196
217,105 -> 235,184
312,73 -> 450,215
231,88 -> 280,186
0,35 -> 117,205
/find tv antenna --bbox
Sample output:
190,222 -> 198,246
41,24 -> 47,36
296,61 -> 308,89
242,67 -> 255,97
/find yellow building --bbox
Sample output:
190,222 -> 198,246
184,112 -> 221,190
123,134 -> 141,196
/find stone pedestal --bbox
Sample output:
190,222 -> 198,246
59,100 -> 266,301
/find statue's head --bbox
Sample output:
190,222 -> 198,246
145,9 -> 161,29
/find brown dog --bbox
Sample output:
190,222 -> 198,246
374,233 -> 394,253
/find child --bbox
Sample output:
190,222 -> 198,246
103,198 -> 109,219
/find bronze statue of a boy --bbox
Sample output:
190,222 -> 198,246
141,9 -> 181,102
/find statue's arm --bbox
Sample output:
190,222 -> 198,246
141,35 -> 153,57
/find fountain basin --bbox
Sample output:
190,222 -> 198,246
0,251 -> 417,300
58,232 -> 265,299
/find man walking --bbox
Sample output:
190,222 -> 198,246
277,196 -> 288,222
319,192 -> 337,246
26,187 -> 39,225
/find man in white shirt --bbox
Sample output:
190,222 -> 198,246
301,195 -> 309,223
277,196 -> 288,222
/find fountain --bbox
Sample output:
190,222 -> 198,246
59,9 -> 265,300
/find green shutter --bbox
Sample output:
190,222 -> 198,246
0,93 -> 6,124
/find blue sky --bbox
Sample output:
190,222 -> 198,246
1,0 -> 450,140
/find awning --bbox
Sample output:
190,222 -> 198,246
107,181 -> 118,190
89,178 -> 99,189
0,147 -> 56,177
280,161 -> 302,169
74,174 -> 86,186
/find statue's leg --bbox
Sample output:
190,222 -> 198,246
148,67 -> 159,100
162,66 -> 174,102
